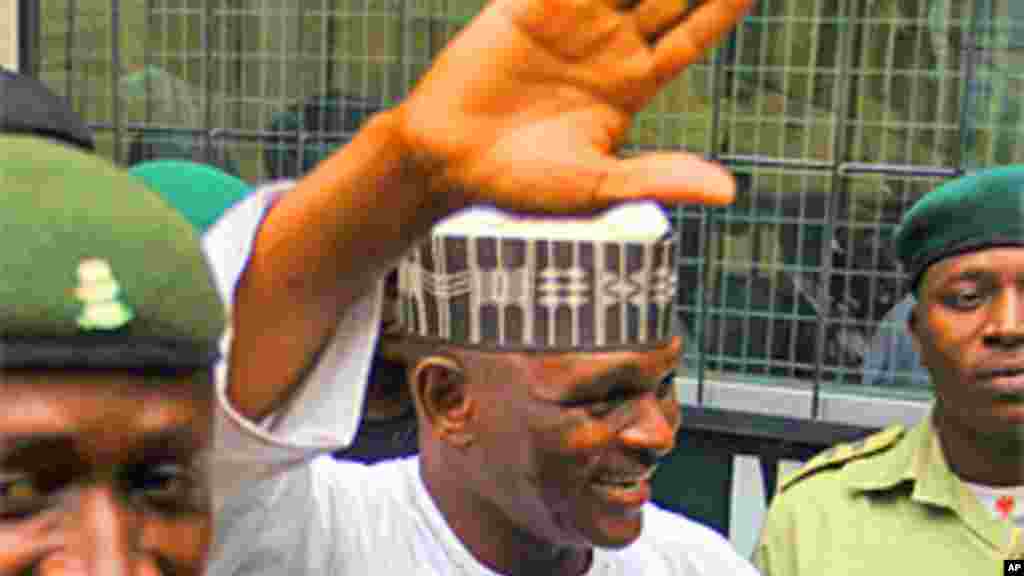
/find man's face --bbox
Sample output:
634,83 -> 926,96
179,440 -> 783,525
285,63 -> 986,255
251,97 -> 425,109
464,337 -> 681,551
912,247 -> 1024,440
0,370 -> 212,575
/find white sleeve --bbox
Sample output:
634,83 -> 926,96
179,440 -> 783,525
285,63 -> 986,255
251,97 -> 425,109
201,182 -> 383,506
206,458 -> 371,575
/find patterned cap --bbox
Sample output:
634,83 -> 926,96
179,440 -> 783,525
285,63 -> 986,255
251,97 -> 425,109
397,202 -> 678,352
0,135 -> 225,371
0,68 -> 94,151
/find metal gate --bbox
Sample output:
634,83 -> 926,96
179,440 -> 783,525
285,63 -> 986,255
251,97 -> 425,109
17,0 -> 1024,424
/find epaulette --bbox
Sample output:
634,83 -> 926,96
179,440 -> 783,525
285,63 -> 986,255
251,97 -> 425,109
778,425 -> 905,492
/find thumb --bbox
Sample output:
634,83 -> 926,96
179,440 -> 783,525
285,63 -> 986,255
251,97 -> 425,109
598,153 -> 737,208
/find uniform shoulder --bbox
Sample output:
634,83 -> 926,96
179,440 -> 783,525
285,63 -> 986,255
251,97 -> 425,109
778,425 -> 905,493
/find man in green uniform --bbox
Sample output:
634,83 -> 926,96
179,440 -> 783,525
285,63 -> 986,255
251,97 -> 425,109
0,136 -> 225,574
753,165 -> 1024,575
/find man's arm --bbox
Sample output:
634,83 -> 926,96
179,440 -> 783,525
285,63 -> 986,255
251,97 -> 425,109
226,0 -> 756,422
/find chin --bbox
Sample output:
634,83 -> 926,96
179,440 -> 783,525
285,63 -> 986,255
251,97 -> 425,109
583,512 -> 645,550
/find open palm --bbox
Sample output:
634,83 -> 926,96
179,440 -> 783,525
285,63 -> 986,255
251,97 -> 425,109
396,0 -> 756,214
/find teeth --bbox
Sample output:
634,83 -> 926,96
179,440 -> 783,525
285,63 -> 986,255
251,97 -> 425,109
596,469 -> 655,486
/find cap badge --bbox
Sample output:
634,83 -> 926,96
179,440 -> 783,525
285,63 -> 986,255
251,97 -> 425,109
74,258 -> 135,330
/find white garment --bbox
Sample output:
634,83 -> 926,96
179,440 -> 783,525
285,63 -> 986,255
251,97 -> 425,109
203,184 -> 759,575
963,480 -> 1024,528
202,182 -> 385,507
208,456 -> 761,576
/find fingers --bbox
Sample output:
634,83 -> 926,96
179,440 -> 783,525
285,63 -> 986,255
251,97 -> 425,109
652,0 -> 756,81
632,0 -> 691,40
597,153 -> 736,207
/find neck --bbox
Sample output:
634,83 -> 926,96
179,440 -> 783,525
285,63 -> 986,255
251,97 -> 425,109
419,453 -> 592,576
934,407 -> 1024,486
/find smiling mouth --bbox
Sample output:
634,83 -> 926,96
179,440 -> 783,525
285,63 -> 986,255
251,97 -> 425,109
591,467 -> 657,502
979,368 -> 1024,401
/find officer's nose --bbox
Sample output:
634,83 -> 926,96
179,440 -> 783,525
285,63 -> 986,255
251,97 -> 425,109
984,288 -> 1024,348
37,485 -> 140,576
619,394 -> 679,460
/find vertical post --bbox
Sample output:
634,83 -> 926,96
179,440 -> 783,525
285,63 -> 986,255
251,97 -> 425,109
294,0 -> 307,174
811,0 -> 857,420
111,0 -> 122,163
202,0 -> 214,161
16,0 -> 38,75
66,0 -> 76,101
958,0 -> 982,173
696,27 -> 730,406
143,0 -> 152,126
399,0 -> 412,94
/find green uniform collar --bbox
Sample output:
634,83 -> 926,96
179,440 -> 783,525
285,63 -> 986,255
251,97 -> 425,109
845,412 -> 1018,554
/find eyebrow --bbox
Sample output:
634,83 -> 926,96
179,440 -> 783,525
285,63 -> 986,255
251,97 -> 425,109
933,268 -> 1024,289
558,364 -> 658,403
942,269 -> 993,284
0,426 -> 200,469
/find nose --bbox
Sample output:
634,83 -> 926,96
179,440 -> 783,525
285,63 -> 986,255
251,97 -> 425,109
40,485 -> 139,576
619,394 -> 678,460
984,288 -> 1024,347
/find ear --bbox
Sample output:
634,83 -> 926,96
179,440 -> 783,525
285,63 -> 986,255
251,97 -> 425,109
411,355 -> 476,448
907,300 -> 923,357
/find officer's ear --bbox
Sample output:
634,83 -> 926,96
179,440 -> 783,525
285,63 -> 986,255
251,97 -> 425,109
411,354 -> 476,448
907,299 -> 922,357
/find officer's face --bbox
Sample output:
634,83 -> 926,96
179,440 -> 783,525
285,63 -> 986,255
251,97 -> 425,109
912,247 -> 1024,438
0,370 -> 212,575
462,337 -> 680,551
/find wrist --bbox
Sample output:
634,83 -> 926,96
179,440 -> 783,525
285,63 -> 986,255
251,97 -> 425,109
384,104 -> 472,216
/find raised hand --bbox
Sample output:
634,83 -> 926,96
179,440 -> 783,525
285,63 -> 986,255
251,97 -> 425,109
394,0 -> 756,215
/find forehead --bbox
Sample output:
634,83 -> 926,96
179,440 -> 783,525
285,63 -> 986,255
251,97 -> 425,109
469,341 -> 680,396
0,370 -> 210,453
923,246 -> 1024,287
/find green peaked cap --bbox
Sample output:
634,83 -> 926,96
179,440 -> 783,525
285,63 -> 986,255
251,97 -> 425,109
0,135 -> 225,370
894,165 -> 1024,292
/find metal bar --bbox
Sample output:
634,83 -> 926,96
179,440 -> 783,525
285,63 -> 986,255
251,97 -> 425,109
810,0 -> 856,420
87,122 -> 368,143
320,0 -> 331,101
111,0 -> 122,163
202,0 -> 215,162
143,0 -> 151,126
400,0 -> 411,93
837,162 -> 960,178
705,154 -> 835,170
697,24 -> 731,406
294,0 -> 308,175
66,0 -> 76,102
959,9 -> 981,171
17,0 -> 39,76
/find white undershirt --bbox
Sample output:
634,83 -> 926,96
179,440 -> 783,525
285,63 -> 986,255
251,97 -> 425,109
963,481 -> 1024,527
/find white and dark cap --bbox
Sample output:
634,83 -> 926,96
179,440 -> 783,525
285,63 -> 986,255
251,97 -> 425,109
397,202 -> 678,352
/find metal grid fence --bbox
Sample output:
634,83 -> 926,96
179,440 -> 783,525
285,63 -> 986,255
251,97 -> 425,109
21,0 -> 1024,418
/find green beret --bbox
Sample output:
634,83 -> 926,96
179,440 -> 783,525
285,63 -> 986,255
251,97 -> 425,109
129,160 -> 251,233
894,165 -> 1024,291
0,135 -> 225,371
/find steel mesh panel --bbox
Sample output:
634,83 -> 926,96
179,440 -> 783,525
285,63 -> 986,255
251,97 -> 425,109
30,0 -> 1022,416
